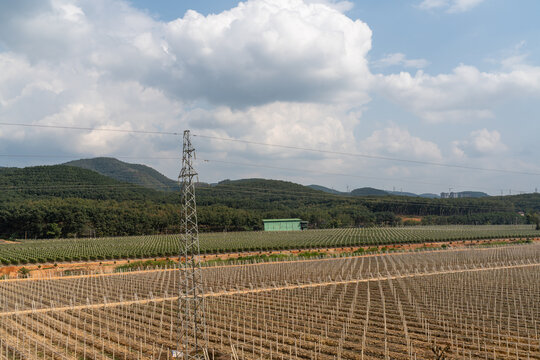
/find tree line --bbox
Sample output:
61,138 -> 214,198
1,169 -> 539,239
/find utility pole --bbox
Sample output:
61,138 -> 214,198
178,130 -> 207,359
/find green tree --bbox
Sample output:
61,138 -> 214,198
17,267 -> 30,278
527,212 -> 540,230
45,223 -> 62,238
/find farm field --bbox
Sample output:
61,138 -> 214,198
0,225 -> 538,266
0,244 -> 539,359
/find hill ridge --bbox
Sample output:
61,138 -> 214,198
64,157 -> 179,191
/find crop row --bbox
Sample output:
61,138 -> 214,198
0,225 -> 537,266
1,245 -> 538,313
0,245 -> 539,359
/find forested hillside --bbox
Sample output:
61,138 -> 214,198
65,157 -> 179,191
0,165 -> 165,202
0,161 -> 539,239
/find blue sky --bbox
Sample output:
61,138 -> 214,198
0,0 -> 539,194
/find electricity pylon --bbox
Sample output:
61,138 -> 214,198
178,130 -> 207,359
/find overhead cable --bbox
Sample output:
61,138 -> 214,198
193,134 -> 540,176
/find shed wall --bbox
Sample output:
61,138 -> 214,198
263,220 -> 301,231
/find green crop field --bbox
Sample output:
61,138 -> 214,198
0,225 -> 538,266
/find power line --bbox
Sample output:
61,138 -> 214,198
0,183 -> 175,191
0,168 -> 527,211
0,154 -> 181,160
195,184 -> 525,213
1,122 -> 538,194
197,158 -> 531,194
193,133 -> 540,176
0,153 -> 533,194
1,122 -> 536,176
0,180 -> 527,213
0,122 -> 180,136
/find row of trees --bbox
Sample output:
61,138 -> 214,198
2,170 -> 539,239
1,198 -> 537,239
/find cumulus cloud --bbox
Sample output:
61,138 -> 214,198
0,51 -> 183,159
359,126 -> 442,160
452,128 -> 507,157
373,53 -> 429,69
419,0 -> 486,13
0,0 -> 374,108
377,65 -> 540,123
305,0 -> 354,12
1,0 -> 539,189
161,0 -> 372,106
185,102 -> 361,156
0,0 -> 373,174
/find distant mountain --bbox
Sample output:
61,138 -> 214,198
458,191 -> 489,198
419,193 -> 440,199
2,161 -> 539,239
440,191 -> 489,199
308,185 -> 344,195
216,178 -> 321,194
65,157 -> 178,191
313,186 -> 483,199
350,187 -> 389,196
387,190 -> 418,197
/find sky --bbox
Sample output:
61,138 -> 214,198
0,0 -> 539,195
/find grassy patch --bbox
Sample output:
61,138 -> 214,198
477,239 -> 532,247
115,259 -> 175,272
297,251 -> 325,259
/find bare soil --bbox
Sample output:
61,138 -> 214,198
400,217 -> 423,222
0,239 -> 19,244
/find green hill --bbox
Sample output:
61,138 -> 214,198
0,164 -> 175,238
419,193 -> 440,199
0,160 -> 538,238
64,157 -> 179,191
0,165 -> 164,202
457,191 -> 489,198
308,184 -> 345,195
350,187 -> 389,196
198,179 -> 327,210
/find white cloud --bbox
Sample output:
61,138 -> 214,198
448,0 -> 486,13
419,0 -> 448,10
305,0 -> 354,12
0,51 -> 184,158
419,0 -> 486,13
0,0 -> 373,171
0,0 -> 373,108
377,64 -> 540,123
0,0 -> 538,191
373,53 -> 429,69
161,0 -> 373,106
359,126 -> 442,160
185,102 -> 361,156
452,128 -> 507,157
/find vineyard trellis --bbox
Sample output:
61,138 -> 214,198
0,225 -> 538,266
0,245 -> 539,359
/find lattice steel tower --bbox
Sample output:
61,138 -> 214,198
178,130 -> 207,359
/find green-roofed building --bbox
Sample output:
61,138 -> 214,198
262,218 -> 308,231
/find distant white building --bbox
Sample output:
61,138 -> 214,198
440,192 -> 479,199
441,192 -> 470,199
440,192 -> 461,199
